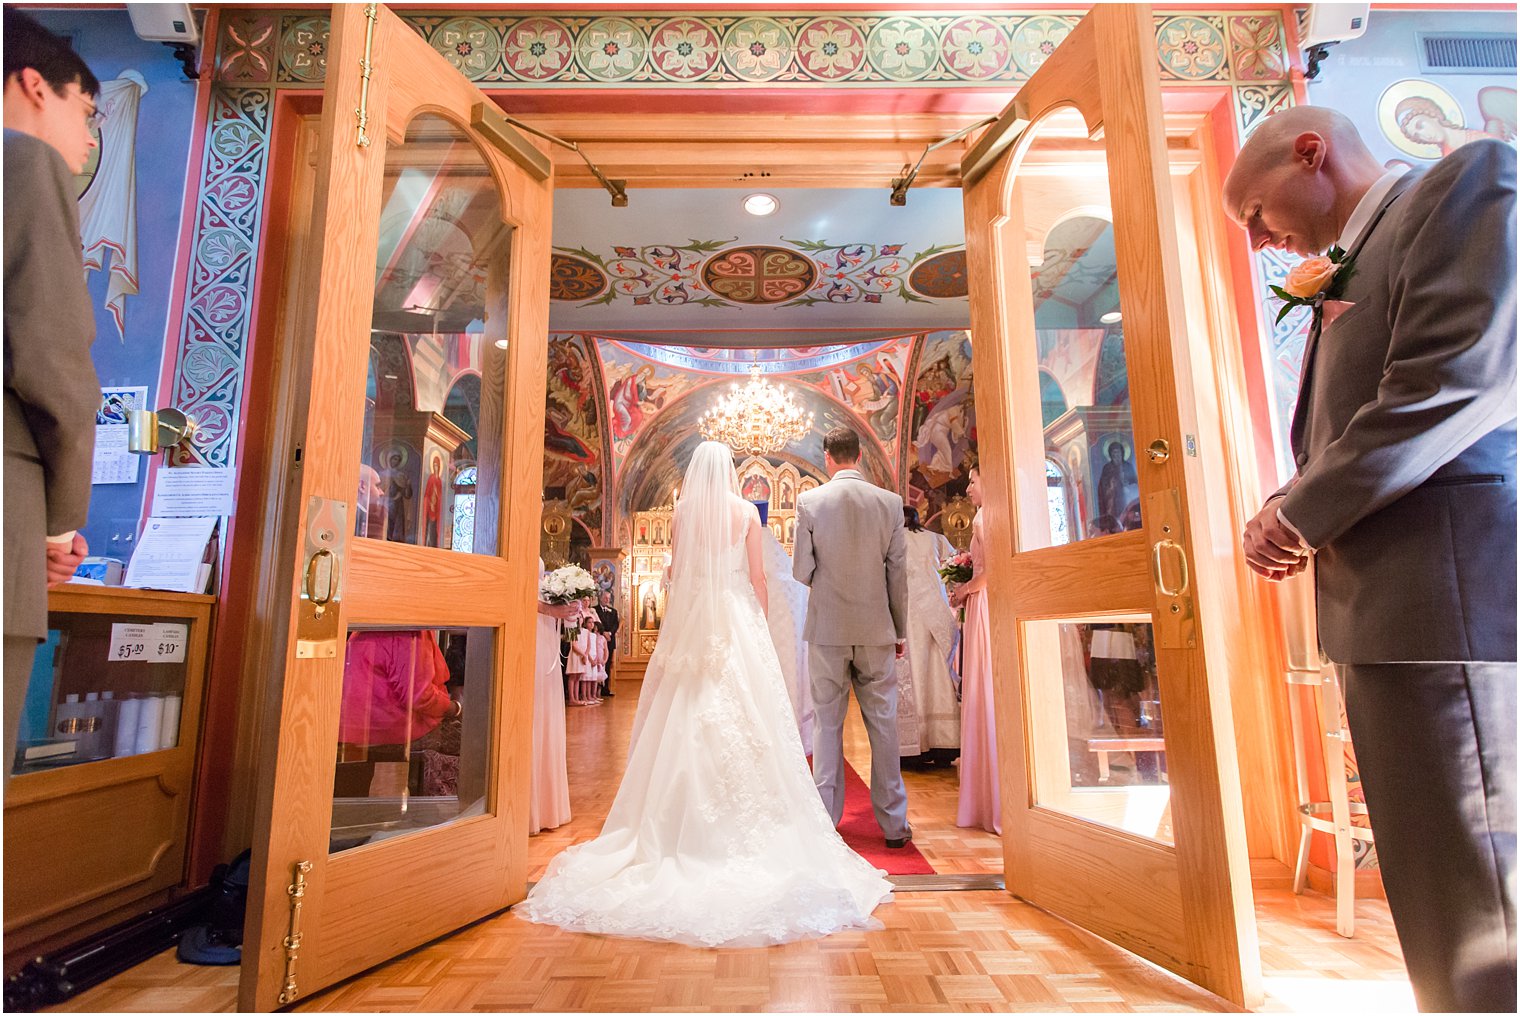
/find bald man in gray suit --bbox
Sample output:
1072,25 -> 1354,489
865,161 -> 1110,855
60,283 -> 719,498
793,427 -> 911,848
1226,107 -> 1515,1012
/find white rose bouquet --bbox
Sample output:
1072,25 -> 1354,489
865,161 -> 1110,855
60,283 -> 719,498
540,564 -> 597,640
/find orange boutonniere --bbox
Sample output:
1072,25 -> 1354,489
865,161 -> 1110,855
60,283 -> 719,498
1271,246 -> 1356,324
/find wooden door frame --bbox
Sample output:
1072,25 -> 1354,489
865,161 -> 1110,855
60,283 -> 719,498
237,5 -> 553,1010
177,13 -> 1295,997
961,5 -> 1262,1005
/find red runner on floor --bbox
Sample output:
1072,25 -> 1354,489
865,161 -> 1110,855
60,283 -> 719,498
835,760 -> 935,875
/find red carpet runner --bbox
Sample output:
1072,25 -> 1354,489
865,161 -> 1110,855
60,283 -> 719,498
835,761 -> 935,875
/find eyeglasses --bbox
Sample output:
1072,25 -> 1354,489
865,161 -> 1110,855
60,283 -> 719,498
70,91 -> 106,131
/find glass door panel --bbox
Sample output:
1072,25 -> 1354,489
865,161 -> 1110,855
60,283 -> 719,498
358,113 -> 510,556
331,626 -> 495,855
1024,616 -> 1171,844
1017,109 -> 1142,547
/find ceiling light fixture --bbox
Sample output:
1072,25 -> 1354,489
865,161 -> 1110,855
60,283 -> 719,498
743,193 -> 778,216
1099,310 -> 1123,325
699,366 -> 814,456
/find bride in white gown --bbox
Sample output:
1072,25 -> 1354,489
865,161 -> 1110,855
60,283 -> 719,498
517,441 -> 893,947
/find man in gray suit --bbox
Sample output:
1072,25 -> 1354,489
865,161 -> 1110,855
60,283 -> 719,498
1225,106 -> 1515,1012
793,427 -> 911,847
4,11 -> 101,773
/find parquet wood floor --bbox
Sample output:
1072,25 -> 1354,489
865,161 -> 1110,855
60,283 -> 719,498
50,679 -> 1410,1014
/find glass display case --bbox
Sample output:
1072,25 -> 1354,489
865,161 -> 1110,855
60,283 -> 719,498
4,586 -> 213,965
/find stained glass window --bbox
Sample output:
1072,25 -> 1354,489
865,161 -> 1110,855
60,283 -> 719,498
1046,458 -> 1072,546
452,466 -> 478,554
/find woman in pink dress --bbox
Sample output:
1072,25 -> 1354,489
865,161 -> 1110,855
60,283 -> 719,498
950,466 -> 1000,834
530,559 -> 577,834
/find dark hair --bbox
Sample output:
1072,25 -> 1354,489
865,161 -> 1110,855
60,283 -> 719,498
823,427 -> 860,464
3,10 -> 100,97
903,505 -> 923,532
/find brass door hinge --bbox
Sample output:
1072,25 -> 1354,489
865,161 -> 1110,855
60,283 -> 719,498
278,860 -> 313,1005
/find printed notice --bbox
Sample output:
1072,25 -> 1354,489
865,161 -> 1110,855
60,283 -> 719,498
150,467 -> 236,518
123,516 -> 217,593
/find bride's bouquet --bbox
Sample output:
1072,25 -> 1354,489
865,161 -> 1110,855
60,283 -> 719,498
540,565 -> 596,641
938,551 -> 973,623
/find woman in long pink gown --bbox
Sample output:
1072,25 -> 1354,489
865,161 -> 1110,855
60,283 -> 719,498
951,467 -> 1000,834
529,559 -> 576,834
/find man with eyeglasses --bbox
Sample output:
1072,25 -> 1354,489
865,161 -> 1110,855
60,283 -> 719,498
3,9 -> 102,777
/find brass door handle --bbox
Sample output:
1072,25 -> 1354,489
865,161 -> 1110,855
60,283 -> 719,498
304,549 -> 336,607
1153,539 -> 1190,598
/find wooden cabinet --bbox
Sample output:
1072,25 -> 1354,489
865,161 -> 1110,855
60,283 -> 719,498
3,586 -> 213,968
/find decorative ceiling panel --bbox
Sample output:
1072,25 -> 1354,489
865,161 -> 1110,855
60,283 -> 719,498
550,188 -> 969,336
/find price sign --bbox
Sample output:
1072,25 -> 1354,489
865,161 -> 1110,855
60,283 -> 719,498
108,623 -> 151,661
147,623 -> 188,663
107,623 -> 187,663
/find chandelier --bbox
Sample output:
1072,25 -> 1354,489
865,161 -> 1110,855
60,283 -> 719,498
699,365 -> 815,456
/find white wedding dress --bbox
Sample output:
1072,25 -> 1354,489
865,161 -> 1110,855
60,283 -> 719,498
517,442 -> 892,947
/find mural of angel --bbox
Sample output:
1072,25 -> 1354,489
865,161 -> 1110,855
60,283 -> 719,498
914,383 -> 975,487
544,396 -> 595,462
835,359 -> 901,442
609,364 -> 674,440
1380,80 -> 1517,162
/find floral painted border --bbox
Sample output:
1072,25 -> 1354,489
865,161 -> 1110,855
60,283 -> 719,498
263,9 -> 1289,89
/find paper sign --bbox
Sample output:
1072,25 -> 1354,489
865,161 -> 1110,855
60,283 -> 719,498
107,623 -> 151,662
123,516 -> 217,593
146,623 -> 188,663
151,467 -> 236,518
92,424 -> 138,484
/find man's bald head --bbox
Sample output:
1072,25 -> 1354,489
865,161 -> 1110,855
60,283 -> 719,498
1222,105 -> 1386,257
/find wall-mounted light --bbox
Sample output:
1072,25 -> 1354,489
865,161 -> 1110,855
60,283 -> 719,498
494,338 -> 509,350
742,193 -> 778,216
1099,310 -> 1123,325
127,407 -> 197,456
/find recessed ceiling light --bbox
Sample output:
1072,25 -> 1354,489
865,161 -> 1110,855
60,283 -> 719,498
494,338 -> 509,349
1099,310 -> 1122,325
743,192 -> 778,216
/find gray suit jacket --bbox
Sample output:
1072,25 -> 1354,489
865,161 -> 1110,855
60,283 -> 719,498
1279,140 -> 1516,664
4,130 -> 99,639
793,469 -> 907,646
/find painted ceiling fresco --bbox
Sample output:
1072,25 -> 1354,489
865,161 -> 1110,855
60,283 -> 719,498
544,329 -> 981,546
549,188 -> 969,336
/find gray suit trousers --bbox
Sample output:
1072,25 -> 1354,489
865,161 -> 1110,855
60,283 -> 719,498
809,642 -> 909,840
1340,661 -> 1516,1013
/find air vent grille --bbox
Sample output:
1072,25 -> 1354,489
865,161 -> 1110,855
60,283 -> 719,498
1420,34 -> 1517,73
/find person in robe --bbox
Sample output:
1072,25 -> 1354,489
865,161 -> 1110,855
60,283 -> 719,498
422,454 -> 443,547
901,506 -> 960,758
378,450 -> 413,544
640,586 -> 660,630
758,517 -> 814,751
1096,441 -> 1138,523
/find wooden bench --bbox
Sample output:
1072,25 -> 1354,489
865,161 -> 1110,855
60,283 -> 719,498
1086,736 -> 1166,783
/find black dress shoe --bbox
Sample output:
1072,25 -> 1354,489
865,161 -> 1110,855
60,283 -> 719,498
885,834 -> 912,849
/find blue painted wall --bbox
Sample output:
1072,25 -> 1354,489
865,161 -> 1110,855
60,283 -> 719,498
32,9 -> 198,559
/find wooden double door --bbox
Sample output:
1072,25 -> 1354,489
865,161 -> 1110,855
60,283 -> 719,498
238,3 -> 1261,1010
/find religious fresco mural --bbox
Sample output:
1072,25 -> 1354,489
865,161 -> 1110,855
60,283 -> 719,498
903,330 -> 977,528
543,334 -> 606,538
550,239 -> 965,311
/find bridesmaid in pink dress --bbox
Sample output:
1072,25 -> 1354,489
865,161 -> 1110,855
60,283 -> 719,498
950,466 -> 1000,834
530,559 -> 576,834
